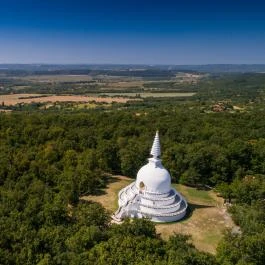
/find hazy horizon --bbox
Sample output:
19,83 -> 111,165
2,62 -> 265,65
1,0 -> 265,64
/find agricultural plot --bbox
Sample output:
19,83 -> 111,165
15,74 -> 93,82
0,93 -> 139,106
99,92 -> 196,97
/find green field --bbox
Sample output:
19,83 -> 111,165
174,184 -> 215,204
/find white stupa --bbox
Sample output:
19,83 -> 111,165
113,131 -> 188,223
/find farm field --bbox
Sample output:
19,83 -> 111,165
82,175 -> 235,254
0,93 -> 139,106
14,74 -> 94,82
100,92 -> 196,97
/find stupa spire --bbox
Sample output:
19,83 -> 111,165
150,131 -> 161,159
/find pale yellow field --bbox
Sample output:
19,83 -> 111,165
0,94 -> 139,106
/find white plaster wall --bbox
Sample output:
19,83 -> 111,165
139,202 -> 182,214
140,194 -> 177,206
116,183 -> 188,223
150,210 -> 187,222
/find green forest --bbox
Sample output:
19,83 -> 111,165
0,70 -> 265,264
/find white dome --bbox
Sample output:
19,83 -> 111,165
136,159 -> 171,194
113,131 -> 188,223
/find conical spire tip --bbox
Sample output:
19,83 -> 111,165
150,131 -> 161,159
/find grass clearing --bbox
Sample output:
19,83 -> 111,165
174,184 -> 214,204
82,176 -> 235,254
81,176 -> 133,212
157,185 -> 233,254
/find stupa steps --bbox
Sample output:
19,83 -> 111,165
118,197 -> 181,209
113,199 -> 187,220
142,189 -> 176,200
139,200 -> 187,218
118,184 -> 185,212
121,182 -> 180,200
137,197 -> 182,210
125,182 -> 172,198
119,197 -> 183,211
111,209 -> 124,223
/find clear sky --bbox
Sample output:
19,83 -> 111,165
0,0 -> 265,64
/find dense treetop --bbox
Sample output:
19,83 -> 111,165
0,72 -> 265,264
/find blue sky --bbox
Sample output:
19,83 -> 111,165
0,0 -> 265,64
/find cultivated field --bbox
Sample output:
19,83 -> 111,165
100,92 -> 196,97
82,175 -> 235,254
15,75 -> 93,82
0,94 -> 139,106
7,74 -> 201,93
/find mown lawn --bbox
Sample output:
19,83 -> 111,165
174,184 -> 214,204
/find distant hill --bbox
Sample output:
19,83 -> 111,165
1,63 -> 265,73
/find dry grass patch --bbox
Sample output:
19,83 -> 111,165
99,92 -> 196,98
81,176 -> 133,212
0,94 -> 140,106
156,184 -> 234,254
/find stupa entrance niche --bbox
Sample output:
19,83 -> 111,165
139,181 -> 145,191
